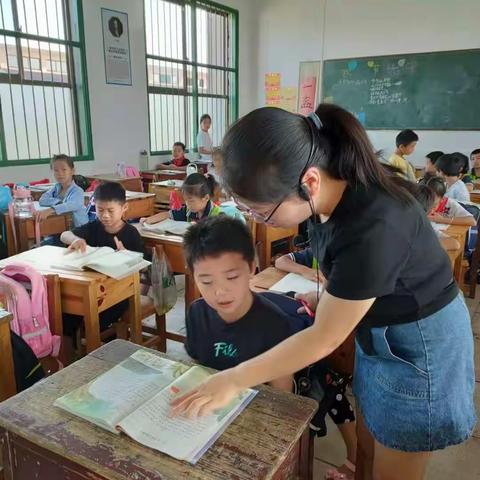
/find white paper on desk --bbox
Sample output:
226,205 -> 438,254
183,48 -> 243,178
430,222 -> 449,232
153,180 -> 184,188
142,219 -> 190,236
269,273 -> 320,295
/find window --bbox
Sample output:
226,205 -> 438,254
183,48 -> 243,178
145,0 -> 238,154
0,0 -> 92,166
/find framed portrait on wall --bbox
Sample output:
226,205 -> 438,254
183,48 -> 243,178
102,8 -> 132,86
297,61 -> 321,116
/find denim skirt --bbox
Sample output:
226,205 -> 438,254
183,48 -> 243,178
353,294 -> 476,452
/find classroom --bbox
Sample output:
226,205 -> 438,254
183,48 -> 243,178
0,0 -> 479,479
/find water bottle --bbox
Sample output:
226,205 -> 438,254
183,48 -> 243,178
13,186 -> 34,218
139,150 -> 149,171
186,163 -> 198,176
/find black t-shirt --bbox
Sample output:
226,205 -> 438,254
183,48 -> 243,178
72,220 -> 145,255
310,184 -> 458,328
185,294 -> 297,371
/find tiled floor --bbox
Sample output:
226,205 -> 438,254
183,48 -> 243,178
159,280 -> 480,479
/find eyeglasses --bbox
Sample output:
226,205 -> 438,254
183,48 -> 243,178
234,196 -> 287,223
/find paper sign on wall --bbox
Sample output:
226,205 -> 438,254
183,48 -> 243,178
298,76 -> 317,116
265,73 -> 281,106
279,87 -> 297,113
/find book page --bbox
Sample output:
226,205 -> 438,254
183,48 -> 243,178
142,219 -> 190,236
53,246 -> 114,271
54,350 -> 189,433
118,366 -> 257,463
270,272 -> 320,294
86,249 -> 150,279
430,222 -> 449,232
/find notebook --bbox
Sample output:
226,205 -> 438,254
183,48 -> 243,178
54,350 -> 256,464
51,246 -> 150,279
270,272 -> 320,295
430,222 -> 449,232
142,219 -> 191,236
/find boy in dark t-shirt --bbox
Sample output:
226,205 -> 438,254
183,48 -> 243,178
183,216 -> 300,391
60,182 -> 146,354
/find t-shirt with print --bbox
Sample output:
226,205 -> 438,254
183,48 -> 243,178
185,294 -> 296,371
72,220 -> 145,255
437,197 -> 474,219
445,179 -> 470,203
197,130 -> 213,162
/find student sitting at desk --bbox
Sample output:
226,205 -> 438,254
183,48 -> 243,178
275,247 -> 325,283
140,173 -> 244,225
423,177 -> 476,227
60,182 -> 145,357
157,142 -> 190,171
435,153 -> 471,203
35,154 -> 88,228
388,129 -> 418,182
183,216 -> 357,480
469,148 -> 480,181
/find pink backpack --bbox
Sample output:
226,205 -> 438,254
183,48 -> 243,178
0,263 -> 61,359
125,165 -> 140,178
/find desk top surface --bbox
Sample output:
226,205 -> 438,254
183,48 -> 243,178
0,340 -> 316,480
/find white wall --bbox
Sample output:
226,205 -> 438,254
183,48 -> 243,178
255,0 -> 480,166
1,0 -> 258,182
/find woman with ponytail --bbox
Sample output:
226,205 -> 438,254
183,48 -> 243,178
172,105 -> 475,480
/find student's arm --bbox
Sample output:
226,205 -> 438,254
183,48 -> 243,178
157,163 -> 187,171
275,254 -> 323,283
60,231 -> 87,253
428,213 -> 476,227
439,235 -> 461,251
268,375 -> 294,392
38,186 -> 61,207
140,211 -> 169,225
50,187 -> 85,216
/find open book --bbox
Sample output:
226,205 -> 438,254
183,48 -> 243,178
270,272 -> 320,295
51,246 -> 150,279
54,350 -> 256,463
142,219 -> 191,236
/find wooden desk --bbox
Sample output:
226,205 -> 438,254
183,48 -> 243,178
443,224 -> 470,283
0,211 -> 72,256
470,190 -> 480,204
0,247 -> 141,354
255,223 -> 298,271
0,310 -> 15,402
0,340 -> 317,480
250,267 -> 355,377
124,192 -> 155,220
134,224 -> 199,315
86,174 -> 143,192
148,180 -> 184,212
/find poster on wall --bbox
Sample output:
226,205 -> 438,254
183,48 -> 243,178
279,87 -> 297,113
265,73 -> 281,106
102,8 -> 132,86
298,61 -> 321,115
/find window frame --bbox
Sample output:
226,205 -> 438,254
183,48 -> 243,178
0,0 -> 93,167
144,0 -> 239,156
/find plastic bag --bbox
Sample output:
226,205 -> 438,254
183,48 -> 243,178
0,185 -> 12,210
149,247 -> 177,316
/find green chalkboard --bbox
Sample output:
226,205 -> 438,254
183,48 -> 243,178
321,49 -> 480,130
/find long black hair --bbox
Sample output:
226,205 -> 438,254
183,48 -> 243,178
221,104 -> 412,204
181,173 -> 217,198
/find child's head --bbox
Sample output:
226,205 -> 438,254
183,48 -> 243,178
184,216 -> 255,318
172,142 -> 186,159
435,153 -> 464,179
425,151 -> 443,174
212,148 -> 223,171
94,182 -> 127,229
471,149 -> 480,169
200,113 -> 211,132
452,152 -> 469,175
181,173 -> 217,213
51,154 -> 75,185
425,176 -> 447,209
414,184 -> 436,213
395,129 -> 419,156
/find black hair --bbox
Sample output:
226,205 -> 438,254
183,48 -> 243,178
425,151 -> 444,164
452,152 -> 470,174
51,153 -> 74,169
471,148 -> 480,158
183,216 -> 255,271
395,129 -> 419,147
220,104 -> 413,205
425,176 -> 447,197
173,141 -> 186,151
200,114 -> 211,124
94,181 -> 126,204
413,184 -> 435,213
435,153 -> 464,177
181,173 -> 217,198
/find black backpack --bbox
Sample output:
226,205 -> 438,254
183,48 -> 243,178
73,174 -> 90,191
10,331 -> 45,392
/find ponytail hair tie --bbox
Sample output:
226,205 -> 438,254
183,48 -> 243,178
308,112 -> 323,130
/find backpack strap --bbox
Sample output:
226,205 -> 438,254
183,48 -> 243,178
8,202 -> 19,253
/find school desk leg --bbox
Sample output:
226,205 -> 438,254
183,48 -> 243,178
298,430 -> 314,480
126,272 -> 142,345
83,284 -> 101,354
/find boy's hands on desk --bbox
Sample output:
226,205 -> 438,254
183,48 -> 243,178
301,266 -> 325,283
114,236 -> 125,250
33,208 -> 54,223
428,213 -> 448,224
68,238 -> 87,253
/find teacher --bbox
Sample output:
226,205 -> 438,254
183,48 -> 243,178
172,104 -> 476,479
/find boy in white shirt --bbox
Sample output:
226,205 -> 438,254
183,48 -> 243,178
197,114 -> 213,163
435,153 -> 470,203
